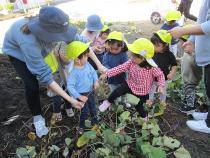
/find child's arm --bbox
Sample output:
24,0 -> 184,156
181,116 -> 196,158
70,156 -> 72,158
167,66 -> 177,80
152,67 -> 165,87
106,60 -> 132,78
67,74 -> 81,100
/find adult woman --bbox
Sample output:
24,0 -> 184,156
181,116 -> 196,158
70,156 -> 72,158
2,6 -> 105,137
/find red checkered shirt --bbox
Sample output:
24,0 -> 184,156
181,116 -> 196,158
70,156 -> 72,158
106,60 -> 165,96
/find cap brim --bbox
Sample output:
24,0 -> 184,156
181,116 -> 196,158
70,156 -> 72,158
146,58 -> 158,67
127,44 -> 138,54
86,23 -> 104,32
28,17 -> 77,43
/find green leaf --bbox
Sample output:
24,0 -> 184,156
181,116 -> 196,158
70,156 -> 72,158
150,124 -> 160,137
49,145 -> 60,152
152,137 -> 163,147
16,147 -> 29,158
141,130 -> 150,141
149,147 -> 166,158
124,135 -> 132,144
89,152 -> 99,158
65,138 -> 72,146
119,111 -> 131,122
26,146 -> 36,158
163,136 -> 181,150
136,137 -> 144,154
127,94 -> 139,105
84,131 -> 97,139
96,148 -> 111,156
62,147 -> 69,157
77,135 -> 89,147
85,120 -> 92,128
142,122 -> 155,130
103,129 -> 121,147
41,153 -> 48,158
141,143 -> 153,155
116,105 -> 124,113
174,146 -> 191,158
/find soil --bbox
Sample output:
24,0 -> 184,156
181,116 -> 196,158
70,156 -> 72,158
0,21 -> 210,158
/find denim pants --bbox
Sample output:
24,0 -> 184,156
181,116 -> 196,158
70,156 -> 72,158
108,82 -> 148,118
149,81 -> 167,102
79,92 -> 98,128
52,93 -> 72,113
9,56 -> 41,116
204,65 -> 210,127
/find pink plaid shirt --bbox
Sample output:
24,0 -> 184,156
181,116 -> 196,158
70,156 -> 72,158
106,60 -> 165,96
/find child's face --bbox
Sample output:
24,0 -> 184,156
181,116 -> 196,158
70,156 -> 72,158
154,43 -> 165,53
76,52 -> 89,66
101,32 -> 109,40
167,20 -> 176,26
128,52 -> 145,64
108,43 -> 122,54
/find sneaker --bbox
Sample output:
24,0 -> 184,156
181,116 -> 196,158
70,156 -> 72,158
99,100 -> 111,112
66,108 -> 75,117
34,118 -> 49,138
186,120 -> 210,134
192,112 -> 208,121
179,105 -> 196,114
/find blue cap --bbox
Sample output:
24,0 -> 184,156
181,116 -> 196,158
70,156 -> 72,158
28,6 -> 77,43
86,14 -> 103,31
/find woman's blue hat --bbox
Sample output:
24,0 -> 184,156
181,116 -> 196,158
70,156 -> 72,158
28,6 -> 77,43
86,14 -> 103,32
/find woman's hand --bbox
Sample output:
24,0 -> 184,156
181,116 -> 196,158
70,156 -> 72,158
100,73 -> 107,80
69,97 -> 84,109
157,85 -> 164,95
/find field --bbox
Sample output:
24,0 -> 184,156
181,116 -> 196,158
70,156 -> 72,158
0,21 -> 210,158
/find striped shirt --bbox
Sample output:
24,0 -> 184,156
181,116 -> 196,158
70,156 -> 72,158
106,60 -> 165,96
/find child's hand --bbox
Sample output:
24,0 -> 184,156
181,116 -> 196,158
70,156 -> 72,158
94,81 -> 100,90
100,73 -> 107,80
70,98 -> 84,109
157,85 -> 164,95
79,95 -> 88,103
167,73 -> 175,80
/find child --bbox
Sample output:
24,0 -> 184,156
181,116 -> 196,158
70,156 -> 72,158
148,30 -> 177,107
178,25 -> 203,114
81,14 -> 104,43
161,10 -> 181,57
92,25 -> 110,64
99,38 -> 165,121
66,41 -> 99,134
81,14 -> 104,69
103,31 -> 131,108
44,49 -> 75,124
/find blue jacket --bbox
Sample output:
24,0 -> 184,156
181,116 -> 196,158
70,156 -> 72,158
189,0 -> 210,66
2,18 -> 87,86
103,51 -> 128,84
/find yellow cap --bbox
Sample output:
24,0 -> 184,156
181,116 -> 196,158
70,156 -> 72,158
155,30 -> 172,44
66,41 -> 90,60
101,24 -> 109,32
44,52 -> 59,73
181,24 -> 193,40
128,38 -> 157,67
107,31 -> 124,41
165,10 -> 181,21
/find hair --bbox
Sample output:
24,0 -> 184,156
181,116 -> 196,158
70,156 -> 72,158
21,24 -> 31,35
132,53 -> 152,69
180,38 -> 187,42
150,34 -> 170,52
100,28 -> 111,35
106,39 -> 128,52
78,48 -> 90,59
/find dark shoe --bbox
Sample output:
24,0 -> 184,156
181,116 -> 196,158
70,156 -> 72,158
179,104 -> 196,114
77,127 -> 84,135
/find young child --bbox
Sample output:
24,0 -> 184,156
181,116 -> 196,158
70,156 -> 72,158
178,25 -> 203,114
161,10 -> 181,57
81,14 -> 104,43
66,41 -> 99,134
148,30 -> 177,107
102,31 -> 131,108
99,38 -> 165,120
92,25 -> 110,64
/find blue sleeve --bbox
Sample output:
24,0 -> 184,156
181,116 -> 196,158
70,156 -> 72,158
160,23 -> 166,30
20,42 -> 53,86
102,52 -> 110,68
74,34 -> 89,43
67,72 -> 81,99
88,63 -> 98,83
189,35 -> 195,43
